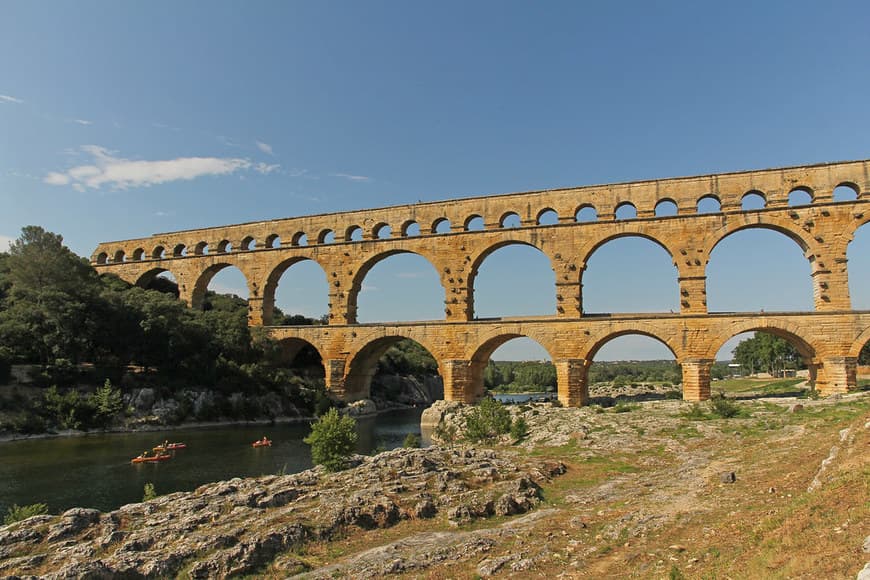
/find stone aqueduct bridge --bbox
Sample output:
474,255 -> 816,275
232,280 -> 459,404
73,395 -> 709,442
92,160 -> 870,406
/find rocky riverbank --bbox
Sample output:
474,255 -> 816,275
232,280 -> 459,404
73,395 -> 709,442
2,391 -> 869,578
0,447 -> 564,578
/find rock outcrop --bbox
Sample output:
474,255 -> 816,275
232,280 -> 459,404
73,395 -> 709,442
0,447 -> 564,578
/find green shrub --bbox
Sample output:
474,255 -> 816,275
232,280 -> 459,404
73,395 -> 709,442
613,402 -> 640,413
403,433 -> 421,448
510,416 -> 529,441
682,403 -> 707,420
4,503 -> 48,525
433,421 -> 457,443
303,408 -> 358,472
465,397 -> 512,443
709,392 -> 742,418
142,483 -> 157,502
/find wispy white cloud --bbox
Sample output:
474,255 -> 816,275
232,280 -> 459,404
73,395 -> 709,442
71,119 -> 92,126
331,172 -> 371,182
0,94 -> 23,104
0,235 -> 14,251
210,283 -> 249,298
256,140 -> 274,155
44,145 -> 277,191
254,162 -> 280,175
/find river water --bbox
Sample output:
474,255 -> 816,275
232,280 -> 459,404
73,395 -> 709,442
0,407 -> 424,516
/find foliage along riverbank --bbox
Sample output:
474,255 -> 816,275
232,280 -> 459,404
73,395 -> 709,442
0,227 -> 443,437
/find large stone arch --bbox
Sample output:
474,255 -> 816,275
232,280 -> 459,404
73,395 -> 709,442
261,256 -> 330,326
190,262 -> 253,310
702,319 -> 817,361
578,232 -> 679,314
704,223 -> 819,312
346,249 -> 445,324
134,267 -> 176,289
704,221 -> 814,259
272,337 -> 327,377
342,335 -> 443,401
582,324 -> 683,362
847,324 -> 870,359
467,240 -> 558,320
450,329 -> 560,404
580,231 -> 676,268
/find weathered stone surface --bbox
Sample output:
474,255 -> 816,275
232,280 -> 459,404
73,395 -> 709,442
0,447 -> 562,578
92,159 -> 870,406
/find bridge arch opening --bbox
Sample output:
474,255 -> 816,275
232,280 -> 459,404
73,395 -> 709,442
465,215 -> 484,231
742,191 -> 766,211
712,329 -> 813,393
112,249 -> 126,263
291,232 -> 308,247
374,223 -> 392,239
240,237 -> 256,251
318,229 -> 335,244
401,220 -> 420,236
470,242 -> 556,319
191,264 -> 249,310
847,222 -> 870,310
346,226 -> 363,242
432,218 -> 451,234
216,240 -> 233,254
265,234 -> 281,249
706,227 -> 812,312
136,268 -> 180,298
697,194 -> 721,214
499,212 -> 521,228
849,327 -> 870,381
194,242 -> 209,255
788,187 -> 813,206
95,252 -> 108,264
582,235 -> 678,314
834,183 -> 859,202
264,258 -> 329,325
537,208 -> 559,226
654,199 -> 678,217
586,332 -> 680,401
152,245 -> 166,259
272,337 -> 325,378
575,204 -> 597,223
132,248 -> 145,261
344,336 -> 441,402
353,251 -> 444,323
366,338 -> 442,407
615,202 -> 637,220
475,336 -> 555,399
172,244 -> 187,257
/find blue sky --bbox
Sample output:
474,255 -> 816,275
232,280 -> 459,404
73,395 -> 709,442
2,1 -> 870,361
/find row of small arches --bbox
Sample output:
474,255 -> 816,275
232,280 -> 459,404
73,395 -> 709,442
95,184 -> 862,264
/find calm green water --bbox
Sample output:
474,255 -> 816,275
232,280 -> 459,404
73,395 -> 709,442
0,408 -> 424,515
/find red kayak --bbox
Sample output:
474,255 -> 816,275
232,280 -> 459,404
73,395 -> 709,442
252,439 -> 272,448
131,453 -> 172,464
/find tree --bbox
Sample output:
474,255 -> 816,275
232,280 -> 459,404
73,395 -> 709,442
304,408 -> 358,472
465,397 -> 512,442
92,379 -> 124,427
732,333 -> 803,376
